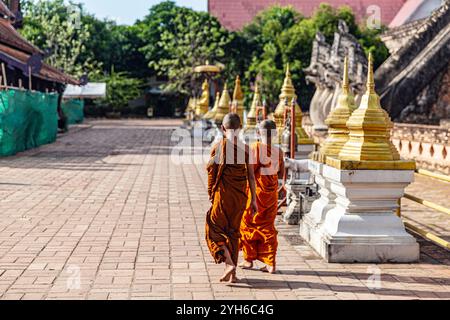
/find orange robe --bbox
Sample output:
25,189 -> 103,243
240,142 -> 284,267
205,138 -> 249,265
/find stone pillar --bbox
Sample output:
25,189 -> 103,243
318,53 -> 419,263
300,56 -> 355,251
283,158 -> 315,225
283,183 -> 303,225
320,166 -> 419,262
299,160 -> 336,253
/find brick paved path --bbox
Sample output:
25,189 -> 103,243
0,119 -> 448,300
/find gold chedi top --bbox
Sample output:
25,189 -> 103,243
317,56 -> 357,162
185,97 -> 196,119
232,76 -> 245,120
204,92 -> 220,120
327,53 -> 415,170
274,64 -> 313,145
213,84 -> 231,125
195,80 -> 210,117
244,83 -> 261,132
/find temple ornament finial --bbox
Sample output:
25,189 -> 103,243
326,52 -> 415,170
273,64 -> 313,145
317,56 -> 357,162
232,75 -> 244,120
366,52 -> 375,94
203,92 -> 220,121
213,83 -> 231,125
244,82 -> 261,133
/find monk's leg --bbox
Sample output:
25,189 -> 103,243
239,228 -> 257,270
260,263 -> 276,274
229,269 -> 238,283
219,245 -> 236,282
258,233 -> 278,274
238,242 -> 255,269
238,260 -> 253,269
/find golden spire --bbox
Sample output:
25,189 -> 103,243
232,75 -> 245,120
279,63 -> 296,100
273,63 -> 313,145
195,79 -> 209,117
233,76 -> 244,100
203,92 -> 220,120
213,83 -> 231,125
244,83 -> 261,132
318,56 -> 357,162
330,52 -> 409,169
366,53 -> 375,94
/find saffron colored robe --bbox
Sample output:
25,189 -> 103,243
205,138 -> 249,265
240,142 -> 284,267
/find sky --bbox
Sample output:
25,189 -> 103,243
76,0 -> 208,25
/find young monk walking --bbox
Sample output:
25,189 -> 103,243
205,113 -> 258,284
239,120 -> 284,274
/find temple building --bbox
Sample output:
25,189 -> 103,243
302,1 -> 449,174
375,0 -> 450,124
208,0 -> 408,30
0,0 -> 78,92
390,0 -> 444,27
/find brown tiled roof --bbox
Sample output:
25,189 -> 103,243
0,42 -> 79,85
0,1 -> 14,19
0,18 -> 42,54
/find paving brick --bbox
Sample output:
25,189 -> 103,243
0,119 -> 447,300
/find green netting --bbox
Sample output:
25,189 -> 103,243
61,99 -> 84,125
0,89 -> 58,157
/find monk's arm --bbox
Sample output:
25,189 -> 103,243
207,144 -> 219,201
278,148 -> 286,179
247,163 -> 258,214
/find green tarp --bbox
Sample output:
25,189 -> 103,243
61,99 -> 84,125
0,89 -> 58,157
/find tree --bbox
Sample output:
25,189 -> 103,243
97,67 -> 142,113
239,4 -> 389,109
20,0 -> 102,78
138,1 -> 233,95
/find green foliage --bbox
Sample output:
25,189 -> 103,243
21,0 -> 101,78
137,1 -> 234,95
96,68 -> 142,112
236,4 -> 389,109
18,0 -> 390,114
21,0 -> 147,80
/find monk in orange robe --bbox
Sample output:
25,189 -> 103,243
239,120 -> 284,274
205,113 -> 257,283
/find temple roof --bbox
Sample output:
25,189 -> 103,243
0,43 -> 78,85
389,0 -> 442,27
0,0 -> 78,86
208,0 -> 407,30
0,1 -> 14,19
375,0 -> 450,119
0,18 -> 42,55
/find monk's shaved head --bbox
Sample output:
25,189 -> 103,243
258,119 -> 277,143
222,113 -> 242,130
259,120 -> 277,132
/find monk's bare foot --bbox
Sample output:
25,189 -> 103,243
238,261 -> 253,270
229,272 -> 238,283
220,265 -> 236,282
260,265 -> 276,274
